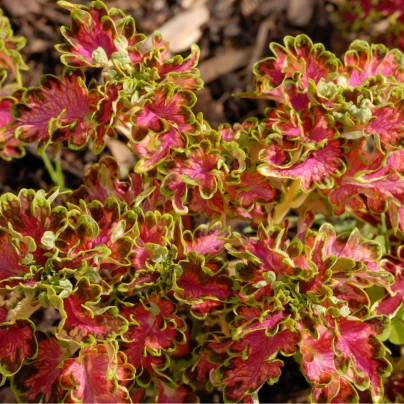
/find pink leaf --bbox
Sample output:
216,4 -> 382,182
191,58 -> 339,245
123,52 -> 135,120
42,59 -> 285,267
332,316 -> 391,399
168,141 -> 221,199
61,344 -> 134,403
56,278 -> 128,344
343,42 -> 404,86
120,294 -> 185,384
218,316 -> 299,402
10,71 -> 95,151
226,171 -> 279,208
174,252 -> 233,307
57,1 -> 117,67
0,306 -> 37,376
13,332 -> 67,403
259,139 -> 345,191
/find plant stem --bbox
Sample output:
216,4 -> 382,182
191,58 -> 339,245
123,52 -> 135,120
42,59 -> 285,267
273,179 -> 309,224
42,152 -> 65,190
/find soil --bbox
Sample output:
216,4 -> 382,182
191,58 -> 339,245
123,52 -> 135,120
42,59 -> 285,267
0,0 -> 359,402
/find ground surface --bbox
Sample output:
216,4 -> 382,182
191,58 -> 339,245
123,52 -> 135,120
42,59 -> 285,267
0,0 -> 362,402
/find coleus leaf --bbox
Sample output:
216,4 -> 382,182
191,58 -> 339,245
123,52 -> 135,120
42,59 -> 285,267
259,139 -> 345,191
132,127 -> 185,173
12,332 -> 68,403
374,246 -> 404,316
188,189 -> 224,217
226,171 -> 280,209
303,224 -> 393,292
7,70 -> 97,152
0,188 -> 67,265
300,324 -> 358,403
364,88 -> 404,149
253,34 -> 340,108
330,315 -> 391,401
342,40 -> 404,86
182,221 -> 227,259
57,0 -> 145,68
144,32 -> 201,90
61,342 -> 134,403
188,350 -> 219,384
55,197 -> 134,274
0,10 -> 28,83
0,97 -> 25,160
214,307 -> 299,402
130,209 -> 172,271
327,143 -> 404,231
0,305 -> 37,378
0,229 -> 31,285
227,224 -> 300,283
268,105 -> 338,143
90,82 -> 122,154
70,156 -> 147,206
173,252 -> 233,316
130,84 -> 196,142
165,140 -> 221,199
161,173 -> 188,215
53,278 -> 128,345
58,1 -> 116,67
120,294 -> 186,386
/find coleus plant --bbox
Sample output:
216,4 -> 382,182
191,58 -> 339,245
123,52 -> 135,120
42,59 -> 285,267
1,1 -> 404,403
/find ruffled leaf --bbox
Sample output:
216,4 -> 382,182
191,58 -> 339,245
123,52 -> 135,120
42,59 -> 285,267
61,343 -> 134,403
7,71 -> 96,152
0,306 -> 37,378
120,294 -> 185,386
55,278 -> 128,345
12,332 -> 68,403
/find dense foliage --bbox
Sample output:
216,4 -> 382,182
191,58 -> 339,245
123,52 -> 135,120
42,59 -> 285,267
0,1 -> 404,402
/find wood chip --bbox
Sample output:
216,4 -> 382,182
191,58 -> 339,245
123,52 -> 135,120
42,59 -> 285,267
199,48 -> 251,83
148,4 -> 210,53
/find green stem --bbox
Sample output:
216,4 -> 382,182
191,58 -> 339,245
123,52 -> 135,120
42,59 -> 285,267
273,179 -> 310,225
42,152 -> 65,190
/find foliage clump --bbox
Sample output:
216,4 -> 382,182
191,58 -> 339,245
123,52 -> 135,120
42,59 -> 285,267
0,1 -> 404,403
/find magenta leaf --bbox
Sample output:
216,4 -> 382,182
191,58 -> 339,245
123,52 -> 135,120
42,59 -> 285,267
9,71 -> 96,152
183,222 -> 226,258
0,229 -> 31,285
130,85 -> 196,142
12,332 -> 68,403
0,97 -> 25,160
54,197 -> 134,276
373,246 -> 404,318
215,308 -> 299,402
332,316 -> 391,400
343,41 -> 404,86
226,171 -> 279,208
61,343 -> 134,403
0,306 -> 37,377
253,35 -> 339,108
301,325 -> 358,403
120,294 -> 186,385
259,139 -> 345,191
168,140 -> 221,199
0,188 -> 67,265
55,278 -> 128,344
174,252 -> 233,314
